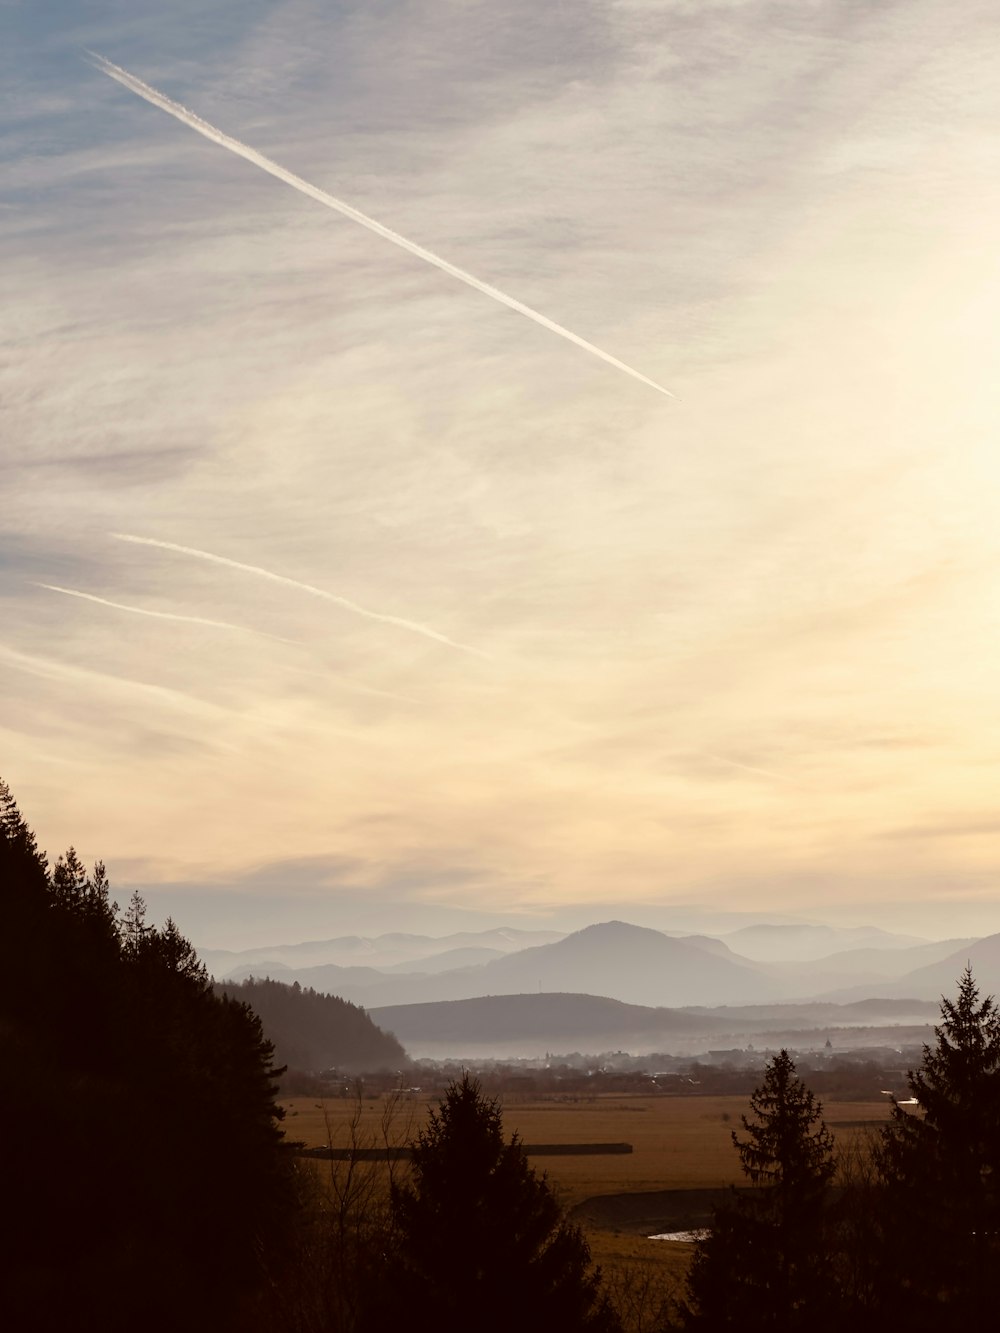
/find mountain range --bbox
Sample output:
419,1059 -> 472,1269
209,919 -> 981,1009
197,917 -> 1000,1060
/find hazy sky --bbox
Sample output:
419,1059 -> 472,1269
5,1 -> 1000,945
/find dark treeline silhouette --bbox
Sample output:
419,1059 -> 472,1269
1,779 -> 297,1332
219,975 -> 406,1075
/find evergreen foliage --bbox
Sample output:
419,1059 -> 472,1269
0,779 -> 296,1332
682,1049 -> 837,1331
376,1074 -> 621,1333
872,967 -> 1000,1327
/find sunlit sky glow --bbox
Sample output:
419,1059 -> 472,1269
4,1 -> 1000,946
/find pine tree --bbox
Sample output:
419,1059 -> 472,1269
683,1050 -> 837,1331
377,1075 -> 620,1333
873,968 -> 1000,1327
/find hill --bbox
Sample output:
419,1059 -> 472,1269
219,976 -> 407,1072
370,991 -> 940,1059
369,992 -> 735,1058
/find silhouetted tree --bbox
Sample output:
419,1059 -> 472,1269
682,1050 -> 837,1331
871,968 -> 1000,1329
374,1074 -> 620,1333
0,778 -> 296,1332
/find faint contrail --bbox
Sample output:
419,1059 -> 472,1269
112,533 -> 489,657
704,753 -> 804,787
88,52 -> 672,398
38,583 -> 296,644
0,642 -> 233,720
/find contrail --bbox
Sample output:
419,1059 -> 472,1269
0,642 -> 233,721
112,533 -> 489,658
37,583 -> 296,644
88,52 -> 672,398
704,753 -> 804,788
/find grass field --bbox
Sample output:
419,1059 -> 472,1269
283,1091 -> 893,1291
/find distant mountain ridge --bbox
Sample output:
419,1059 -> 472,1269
721,922 -> 929,962
200,926 -> 564,978
819,932 -> 1000,1002
208,918 -> 997,1014
223,921 -> 779,1009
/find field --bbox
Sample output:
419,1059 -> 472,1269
283,1091 -> 893,1289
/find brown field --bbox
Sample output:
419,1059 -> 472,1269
283,1091 -> 892,1288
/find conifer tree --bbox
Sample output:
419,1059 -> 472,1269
377,1075 -> 620,1333
683,1050 -> 837,1331
873,968 -> 1000,1327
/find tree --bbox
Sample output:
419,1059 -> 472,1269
0,777 -> 297,1332
374,1074 -> 620,1333
683,1050 -> 837,1331
872,968 -> 1000,1327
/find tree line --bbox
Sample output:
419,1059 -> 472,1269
2,779 -> 296,1331
4,775 -> 998,1331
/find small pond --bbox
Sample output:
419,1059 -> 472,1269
648,1229 -> 710,1243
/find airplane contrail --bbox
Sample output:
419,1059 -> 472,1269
0,642 -> 233,720
38,583 -> 296,644
704,753 -> 805,787
112,533 -> 489,657
88,52 -> 672,398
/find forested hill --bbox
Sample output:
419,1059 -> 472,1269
219,976 -> 407,1072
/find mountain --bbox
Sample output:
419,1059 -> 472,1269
220,922 -> 782,1009
461,921 -> 778,1007
200,926 -> 564,978
381,946 -> 506,973
721,923 -> 928,962
822,932 -> 1000,1001
212,919 -> 983,1012
218,976 -> 406,1072
760,937 -> 979,997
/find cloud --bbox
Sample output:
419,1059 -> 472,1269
4,2 -> 1000,939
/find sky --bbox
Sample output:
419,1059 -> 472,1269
4,1 -> 1000,947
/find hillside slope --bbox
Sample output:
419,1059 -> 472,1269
219,976 -> 406,1072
